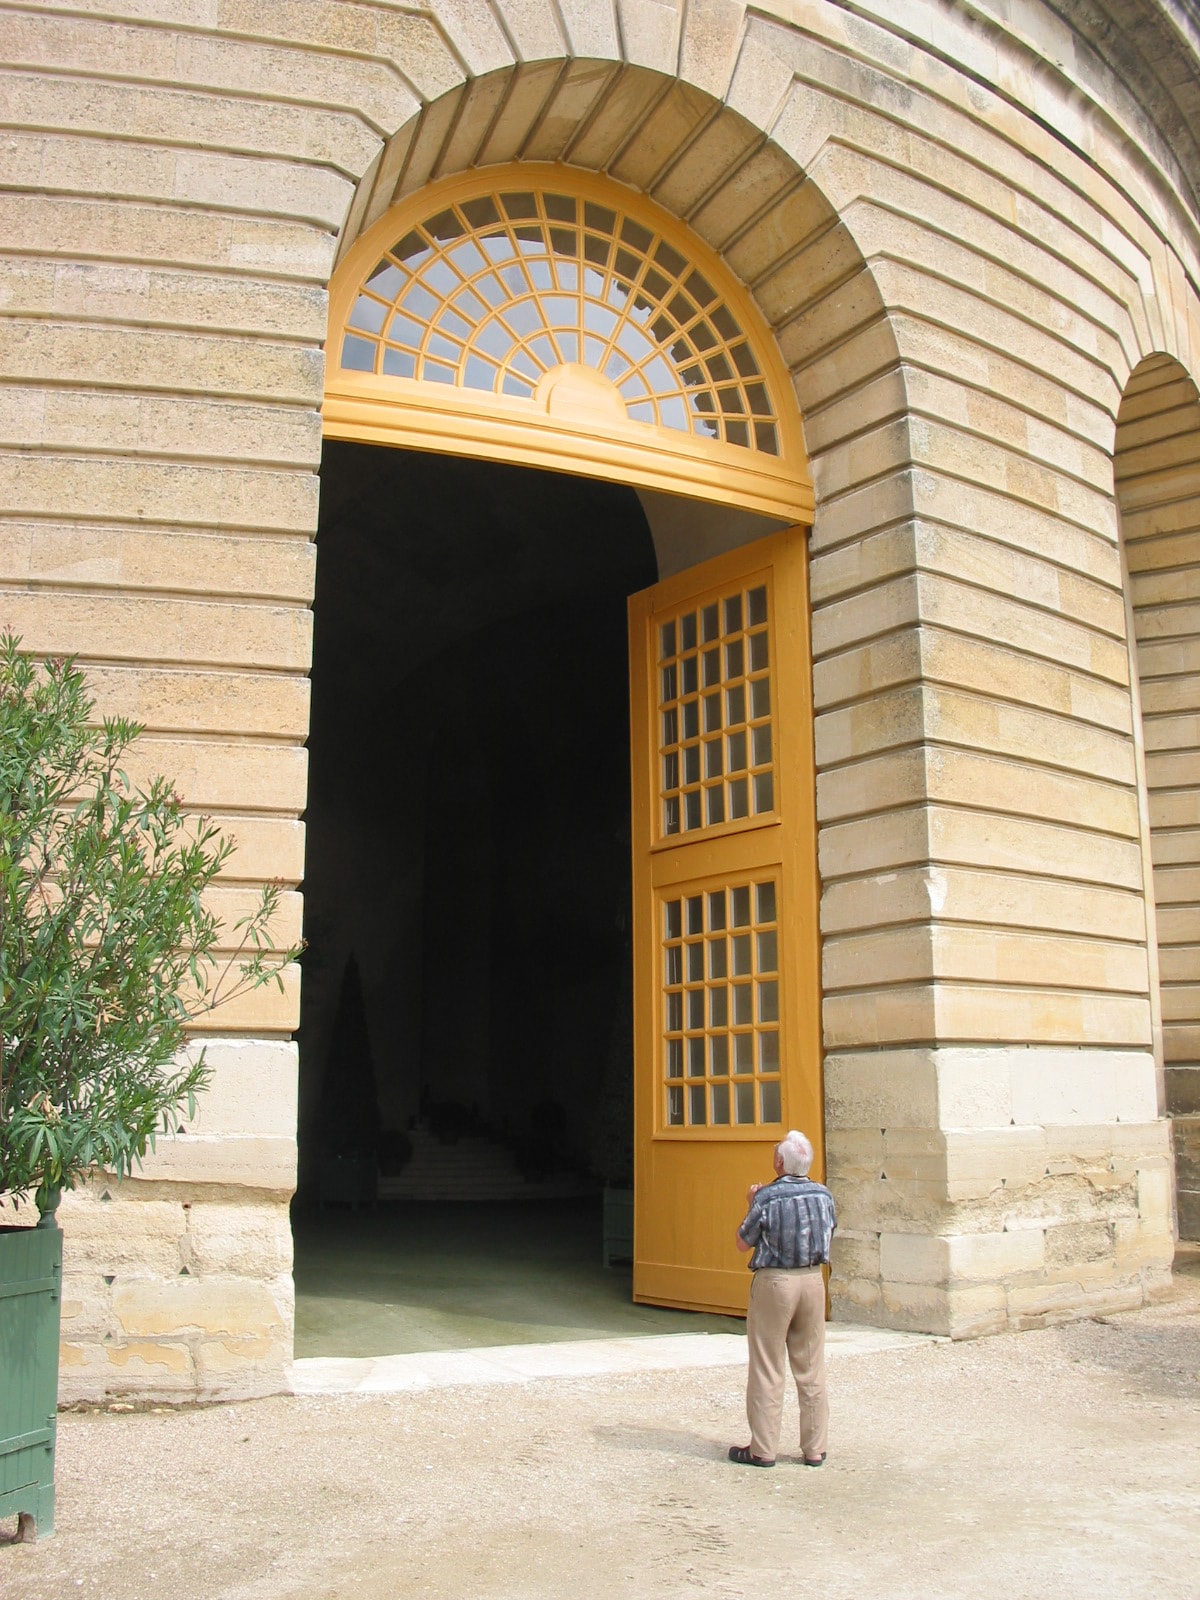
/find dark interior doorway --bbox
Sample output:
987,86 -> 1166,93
298,439 -> 657,1186
293,442 -> 750,1354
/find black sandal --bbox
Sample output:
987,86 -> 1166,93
802,1453 -> 826,1467
728,1444 -> 775,1467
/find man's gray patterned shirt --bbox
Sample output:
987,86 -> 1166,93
737,1175 -> 836,1270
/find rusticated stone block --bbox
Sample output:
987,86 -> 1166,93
194,1334 -> 291,1402
58,1186 -> 187,1277
184,1200 -> 293,1279
1043,1220 -> 1115,1267
112,1276 -> 288,1340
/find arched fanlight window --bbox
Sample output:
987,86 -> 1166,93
340,187 -> 780,455
326,166 -> 811,522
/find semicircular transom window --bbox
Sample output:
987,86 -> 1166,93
339,186 -> 781,455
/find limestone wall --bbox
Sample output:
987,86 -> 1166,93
1,0 -> 1195,1394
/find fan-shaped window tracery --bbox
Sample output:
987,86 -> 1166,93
339,186 -> 781,455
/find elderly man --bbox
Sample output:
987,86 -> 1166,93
728,1129 -> 837,1469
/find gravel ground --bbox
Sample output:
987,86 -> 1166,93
3,1271 -> 1198,1600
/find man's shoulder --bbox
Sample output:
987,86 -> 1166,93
758,1176 -> 834,1207
776,1176 -> 833,1195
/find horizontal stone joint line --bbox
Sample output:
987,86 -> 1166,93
819,729 -> 1137,792
814,516 -> 1125,610
0,241 -> 335,291
1,438 -> 321,478
824,453 -> 1120,548
787,3 -> 1200,285
0,90 -> 376,187
882,306 -> 1129,426
815,789 -> 1136,843
820,854 -> 1153,900
3,309 -> 327,351
0,502 -> 314,541
820,969 -> 1150,997
0,5 -> 420,139
812,613 -> 1130,703
0,175 -> 345,236
837,165 -> 1149,326
865,250 -> 1140,386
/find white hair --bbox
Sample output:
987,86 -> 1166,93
776,1130 -> 813,1176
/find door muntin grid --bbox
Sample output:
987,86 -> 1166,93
339,187 -> 781,455
657,579 -> 774,841
661,878 -> 783,1132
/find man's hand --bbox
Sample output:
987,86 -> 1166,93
746,1181 -> 763,1208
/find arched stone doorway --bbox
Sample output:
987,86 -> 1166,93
1116,353 -> 1200,1240
13,9 -> 1186,1402
299,156 -> 824,1334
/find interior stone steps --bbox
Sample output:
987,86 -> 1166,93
377,1128 -> 596,1202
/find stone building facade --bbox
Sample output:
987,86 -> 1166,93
2,0 -> 1199,1400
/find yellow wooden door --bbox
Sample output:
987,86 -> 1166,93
628,524 -> 821,1315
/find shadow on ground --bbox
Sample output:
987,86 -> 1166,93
292,1196 -> 745,1357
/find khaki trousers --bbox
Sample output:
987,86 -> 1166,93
745,1266 -> 828,1462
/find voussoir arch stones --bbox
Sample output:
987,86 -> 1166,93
331,56 -> 901,518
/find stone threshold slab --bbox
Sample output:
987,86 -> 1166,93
292,1323 -> 934,1396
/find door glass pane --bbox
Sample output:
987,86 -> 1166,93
659,875 -> 786,1131
757,980 -> 778,1023
653,575 -> 775,839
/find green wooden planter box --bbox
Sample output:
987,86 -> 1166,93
0,1221 -> 61,1540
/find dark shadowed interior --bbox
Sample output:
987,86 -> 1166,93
290,441 -> 751,1355
298,440 -> 658,1186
